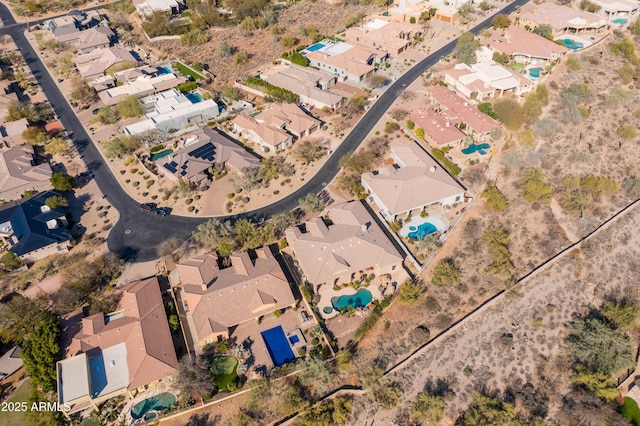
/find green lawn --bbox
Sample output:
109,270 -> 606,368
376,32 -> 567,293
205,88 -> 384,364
174,62 -> 203,81
0,379 -> 31,426
620,396 -> 640,426
210,356 -> 238,390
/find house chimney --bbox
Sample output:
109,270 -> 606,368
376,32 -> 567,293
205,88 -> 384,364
361,221 -> 371,232
445,122 -> 451,127
82,313 -> 105,335
430,165 -> 437,172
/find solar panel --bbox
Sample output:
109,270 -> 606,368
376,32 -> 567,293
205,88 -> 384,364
189,143 -> 215,161
164,163 -> 177,173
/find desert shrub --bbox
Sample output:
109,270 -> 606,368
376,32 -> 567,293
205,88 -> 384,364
481,181 -> 509,211
431,258 -> 460,285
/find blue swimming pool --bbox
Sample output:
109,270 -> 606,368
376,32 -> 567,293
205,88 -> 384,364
157,66 -> 172,75
131,392 -> 176,420
331,288 -> 373,310
289,335 -> 299,344
408,222 -> 437,240
462,143 -> 490,155
306,42 -> 326,52
262,326 -> 296,367
529,67 -> 542,78
186,93 -> 202,103
559,38 -> 583,50
613,17 -> 628,24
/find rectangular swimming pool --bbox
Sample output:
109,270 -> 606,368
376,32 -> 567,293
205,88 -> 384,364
305,42 -> 326,52
261,326 -> 296,367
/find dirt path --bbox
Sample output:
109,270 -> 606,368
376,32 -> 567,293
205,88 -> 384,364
549,197 -> 579,242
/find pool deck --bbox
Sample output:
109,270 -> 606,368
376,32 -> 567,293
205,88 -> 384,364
317,280 -> 384,320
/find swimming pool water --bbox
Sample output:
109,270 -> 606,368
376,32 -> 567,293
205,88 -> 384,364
408,222 -> 437,240
331,288 -> 373,310
306,42 -> 326,52
289,335 -> 300,344
559,39 -> 583,50
613,17 -> 628,24
186,93 -> 202,103
131,392 -> 176,420
529,67 -> 542,78
157,66 -> 172,75
262,326 -> 296,367
462,143 -> 490,155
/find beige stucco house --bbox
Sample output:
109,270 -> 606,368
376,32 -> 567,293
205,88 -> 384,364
170,248 -> 297,354
285,200 -> 404,292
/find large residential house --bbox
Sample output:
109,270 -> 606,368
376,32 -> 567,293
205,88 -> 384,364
169,248 -> 296,353
428,86 -> 501,141
361,141 -> 466,222
74,46 -> 138,81
124,88 -> 219,135
57,277 -> 178,418
409,108 -> 467,148
0,346 -> 23,381
591,0 -> 639,18
517,2 -> 608,36
98,70 -> 187,106
134,0 -> 185,18
158,127 -> 260,183
344,19 -> 424,56
285,200 -> 404,292
0,192 -> 71,263
482,26 -> 568,65
56,26 -> 115,54
304,41 -> 382,84
1,117 -> 29,145
443,61 -> 535,101
233,103 -> 320,152
260,65 -> 344,111
45,10 -> 100,38
0,146 -> 53,201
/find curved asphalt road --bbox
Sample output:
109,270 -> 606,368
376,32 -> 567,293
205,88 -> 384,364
0,0 -> 529,262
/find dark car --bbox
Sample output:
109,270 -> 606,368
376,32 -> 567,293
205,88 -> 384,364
92,108 -> 100,115
153,207 -> 171,216
140,203 -> 156,212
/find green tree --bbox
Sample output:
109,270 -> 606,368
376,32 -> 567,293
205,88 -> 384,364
50,172 -> 75,191
398,280 -> 423,305
234,50 -> 249,65
571,372 -> 619,401
22,127 -> 50,144
292,139 -> 325,164
478,102 -> 498,119
459,393 -> 518,425
0,296 -> 50,344
432,258 -> 460,286
181,28 -> 209,46
617,124 -> 637,139
280,34 -> 298,48
269,211 -> 296,237
45,195 -> 68,209
566,317 -> 634,375
21,313 -> 60,392
601,301 -> 638,332
533,24 -> 553,40
481,182 -> 509,211
97,106 -> 118,124
410,392 -> 446,423
44,137 -> 68,157
298,193 -> 326,214
192,218 -> 235,252
347,94 -> 366,114
493,98 -> 524,130
492,51 -> 510,65
295,396 -> 352,425
521,168 -> 552,205
298,357 -> 334,395
491,14 -> 511,28
116,96 -> 143,118
453,32 -> 479,66
483,226 -> 515,279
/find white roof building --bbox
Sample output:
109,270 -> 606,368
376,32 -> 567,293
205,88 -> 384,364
124,88 -> 219,135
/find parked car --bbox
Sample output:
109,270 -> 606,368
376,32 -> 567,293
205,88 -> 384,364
140,203 -> 156,212
92,108 -> 100,115
153,207 -> 171,216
